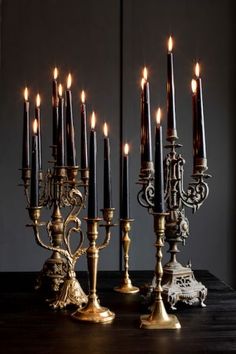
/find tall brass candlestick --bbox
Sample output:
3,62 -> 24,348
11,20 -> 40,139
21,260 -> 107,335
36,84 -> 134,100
72,209 -> 116,323
140,212 -> 181,329
114,218 -> 139,294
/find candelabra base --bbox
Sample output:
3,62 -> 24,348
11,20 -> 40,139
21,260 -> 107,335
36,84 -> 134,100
35,254 -> 67,293
71,297 -> 115,324
114,278 -> 139,294
162,262 -> 207,310
50,277 -> 88,309
140,300 -> 181,329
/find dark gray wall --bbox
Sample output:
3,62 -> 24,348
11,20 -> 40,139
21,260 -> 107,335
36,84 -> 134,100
0,0 -> 235,288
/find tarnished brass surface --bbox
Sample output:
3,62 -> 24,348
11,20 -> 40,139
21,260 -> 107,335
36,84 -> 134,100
140,213 -> 180,330
114,219 -> 139,294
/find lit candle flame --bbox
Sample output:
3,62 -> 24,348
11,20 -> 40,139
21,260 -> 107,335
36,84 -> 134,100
24,87 -> 29,101
33,119 -> 38,134
36,93 -> 41,107
81,90 -> 85,103
91,112 -> 96,129
156,107 -> 161,125
103,122 -> 109,137
53,67 -> 58,80
143,67 -> 148,81
124,143 -> 129,155
141,78 -> 145,90
58,84 -> 63,97
67,73 -> 72,89
191,79 -> 197,94
195,62 -> 200,78
168,36 -> 173,52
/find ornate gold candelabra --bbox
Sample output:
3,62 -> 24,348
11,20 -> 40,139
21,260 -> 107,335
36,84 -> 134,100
114,218 -> 139,294
140,212 -> 180,329
22,161 -> 89,304
72,208 -> 116,323
138,141 -> 211,309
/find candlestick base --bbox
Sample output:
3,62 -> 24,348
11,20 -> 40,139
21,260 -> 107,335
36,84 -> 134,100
140,300 -> 181,329
50,274 -> 87,309
162,262 -> 207,310
72,296 -> 115,324
114,279 -> 139,294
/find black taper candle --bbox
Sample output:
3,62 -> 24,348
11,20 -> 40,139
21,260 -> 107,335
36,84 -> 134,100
66,74 -> 76,166
35,94 -> 42,171
88,112 -> 98,219
192,79 -> 198,171
22,87 -> 30,169
142,68 -> 153,167
195,63 -> 207,161
30,119 -> 39,207
103,123 -> 112,209
52,67 -> 59,150
154,109 -> 165,213
80,91 -> 88,170
167,36 -> 178,142
57,84 -> 65,167
121,143 -> 130,219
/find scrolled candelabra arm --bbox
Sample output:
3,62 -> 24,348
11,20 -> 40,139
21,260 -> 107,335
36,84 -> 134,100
179,170 -> 211,213
72,215 -> 115,323
140,212 -> 181,329
137,174 -> 155,211
114,218 -> 139,294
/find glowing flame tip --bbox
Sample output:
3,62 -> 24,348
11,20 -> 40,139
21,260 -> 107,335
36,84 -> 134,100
156,108 -> 161,125
67,73 -> 72,89
91,112 -> 96,129
124,143 -> 129,155
191,79 -> 197,93
195,62 -> 200,78
168,36 -> 173,52
103,122 -> 108,137
36,93 -> 41,107
33,119 -> 38,134
81,90 -> 85,103
53,67 -> 58,80
58,84 -> 63,97
24,87 -> 29,101
143,67 -> 148,81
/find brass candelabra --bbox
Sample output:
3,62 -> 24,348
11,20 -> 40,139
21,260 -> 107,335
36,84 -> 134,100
72,208 -> 116,323
140,212 -> 180,329
114,218 -> 139,294
138,139 -> 211,309
21,162 -> 89,306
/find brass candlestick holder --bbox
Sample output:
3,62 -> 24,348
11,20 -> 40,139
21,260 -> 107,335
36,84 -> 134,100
21,162 -> 89,296
137,140 -> 211,309
72,208 -> 116,324
114,218 -> 139,294
140,212 -> 180,329
27,184 -> 88,309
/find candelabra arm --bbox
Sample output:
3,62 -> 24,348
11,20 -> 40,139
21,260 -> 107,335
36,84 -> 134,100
179,173 -> 210,212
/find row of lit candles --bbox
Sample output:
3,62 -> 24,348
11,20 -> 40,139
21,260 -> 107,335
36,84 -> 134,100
23,34 -> 207,218
140,36 -> 207,213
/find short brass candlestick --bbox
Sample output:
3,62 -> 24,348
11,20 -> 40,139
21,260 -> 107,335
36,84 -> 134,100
72,208 -> 116,323
140,212 -> 181,329
114,219 -> 139,294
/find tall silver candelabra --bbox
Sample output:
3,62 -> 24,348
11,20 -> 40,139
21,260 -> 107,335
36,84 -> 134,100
138,138 -> 211,309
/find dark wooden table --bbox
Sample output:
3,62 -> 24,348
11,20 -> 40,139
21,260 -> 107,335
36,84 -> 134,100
0,271 -> 236,353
